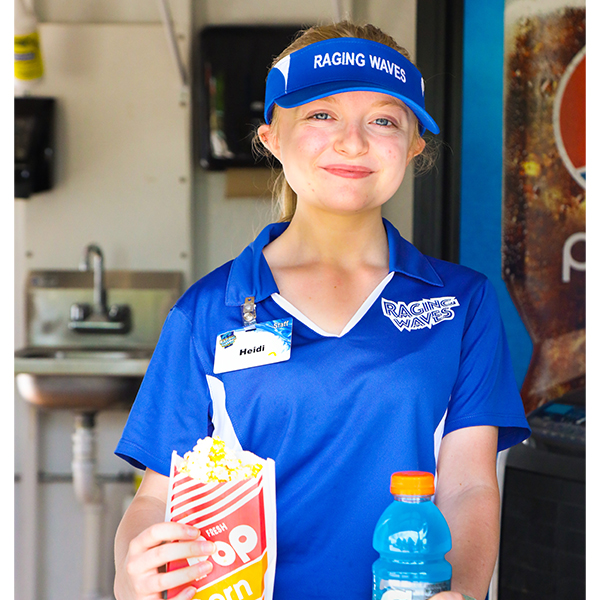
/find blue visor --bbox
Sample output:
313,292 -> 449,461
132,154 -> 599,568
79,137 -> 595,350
264,37 -> 439,135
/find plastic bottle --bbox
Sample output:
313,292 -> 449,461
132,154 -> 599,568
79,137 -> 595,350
372,471 -> 452,600
14,0 -> 44,93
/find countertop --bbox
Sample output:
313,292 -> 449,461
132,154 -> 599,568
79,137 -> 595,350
14,347 -> 152,377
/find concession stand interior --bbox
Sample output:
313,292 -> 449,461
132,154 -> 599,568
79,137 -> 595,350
13,0 -> 585,599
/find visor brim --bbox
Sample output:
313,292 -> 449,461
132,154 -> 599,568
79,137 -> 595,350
267,81 -> 440,135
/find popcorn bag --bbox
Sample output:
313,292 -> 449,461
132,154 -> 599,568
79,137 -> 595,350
165,437 -> 277,600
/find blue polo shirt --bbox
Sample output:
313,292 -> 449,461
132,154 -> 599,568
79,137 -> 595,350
116,219 -> 530,600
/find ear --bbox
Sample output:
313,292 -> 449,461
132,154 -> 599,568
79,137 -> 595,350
257,123 -> 281,161
407,135 -> 426,165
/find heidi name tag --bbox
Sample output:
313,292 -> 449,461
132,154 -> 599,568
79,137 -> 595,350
213,318 -> 293,374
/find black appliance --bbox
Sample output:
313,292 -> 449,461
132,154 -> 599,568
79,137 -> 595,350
196,25 -> 302,170
15,96 -> 56,198
497,390 -> 585,599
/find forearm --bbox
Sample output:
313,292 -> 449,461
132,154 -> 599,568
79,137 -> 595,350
435,481 -> 500,600
114,468 -> 172,599
114,493 -> 166,570
434,426 -> 500,600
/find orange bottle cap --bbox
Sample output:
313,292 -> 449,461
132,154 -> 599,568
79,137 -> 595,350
390,471 -> 435,496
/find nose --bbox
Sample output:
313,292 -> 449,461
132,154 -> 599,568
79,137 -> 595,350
333,121 -> 369,157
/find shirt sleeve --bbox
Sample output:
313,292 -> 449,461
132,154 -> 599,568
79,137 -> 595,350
443,278 -> 531,452
115,306 -> 212,476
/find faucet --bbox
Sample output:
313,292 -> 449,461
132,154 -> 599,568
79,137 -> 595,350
68,243 -> 132,334
80,244 -> 108,317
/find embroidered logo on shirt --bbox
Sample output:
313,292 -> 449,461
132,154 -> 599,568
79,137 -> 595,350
381,296 -> 459,332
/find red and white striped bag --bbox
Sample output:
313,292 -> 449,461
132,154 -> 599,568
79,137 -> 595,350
165,450 -> 277,600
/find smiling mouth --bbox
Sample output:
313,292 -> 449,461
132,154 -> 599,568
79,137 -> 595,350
321,165 -> 374,179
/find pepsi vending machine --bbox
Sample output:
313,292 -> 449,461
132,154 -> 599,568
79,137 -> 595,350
459,1 -> 585,598
499,2 -> 585,598
502,0 -> 585,415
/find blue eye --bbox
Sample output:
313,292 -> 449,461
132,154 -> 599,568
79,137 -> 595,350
374,118 -> 393,127
311,112 -> 331,120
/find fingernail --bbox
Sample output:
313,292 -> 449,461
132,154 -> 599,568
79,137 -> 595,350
200,541 -> 216,554
191,540 -> 215,555
197,560 -> 213,575
186,526 -> 199,538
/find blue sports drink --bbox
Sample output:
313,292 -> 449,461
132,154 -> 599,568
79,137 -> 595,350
372,471 -> 452,600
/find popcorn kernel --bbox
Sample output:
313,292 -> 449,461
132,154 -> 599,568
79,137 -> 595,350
179,436 -> 263,483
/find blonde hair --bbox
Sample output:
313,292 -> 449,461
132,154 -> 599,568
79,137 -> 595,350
255,21 -> 436,222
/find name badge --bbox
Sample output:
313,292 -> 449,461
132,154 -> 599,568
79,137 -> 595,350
213,318 -> 292,374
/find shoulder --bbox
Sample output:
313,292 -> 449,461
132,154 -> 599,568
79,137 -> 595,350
416,256 -> 507,336
147,261 -> 238,378
385,220 -> 489,298
426,256 -> 499,307
427,255 -> 488,290
174,260 -> 234,322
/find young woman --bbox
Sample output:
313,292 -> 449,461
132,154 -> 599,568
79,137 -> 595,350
114,22 -> 530,600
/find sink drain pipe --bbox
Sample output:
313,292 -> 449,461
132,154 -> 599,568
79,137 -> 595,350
72,412 -> 110,600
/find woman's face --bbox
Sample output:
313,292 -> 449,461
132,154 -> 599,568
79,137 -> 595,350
259,90 -> 425,218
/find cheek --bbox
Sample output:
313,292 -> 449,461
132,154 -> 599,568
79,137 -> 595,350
380,142 -> 409,169
293,129 -> 331,158
385,147 -> 400,161
376,143 -> 410,191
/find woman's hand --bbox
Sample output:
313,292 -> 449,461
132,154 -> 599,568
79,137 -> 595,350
114,468 -> 217,600
117,521 -> 215,600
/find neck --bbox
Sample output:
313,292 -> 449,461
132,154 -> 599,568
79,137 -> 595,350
270,205 -> 389,270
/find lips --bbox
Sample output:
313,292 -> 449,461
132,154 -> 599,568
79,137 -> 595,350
321,164 -> 374,179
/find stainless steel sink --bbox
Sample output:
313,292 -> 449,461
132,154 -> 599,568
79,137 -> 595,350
15,346 -> 152,411
16,267 -> 182,412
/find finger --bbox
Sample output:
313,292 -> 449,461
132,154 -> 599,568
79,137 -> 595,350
127,557 -> 213,597
170,585 -> 201,600
131,539 -> 216,576
130,522 -> 201,556
150,560 -> 214,595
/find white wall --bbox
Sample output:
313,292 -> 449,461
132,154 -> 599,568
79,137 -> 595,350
14,6 -> 194,600
14,2 -> 417,599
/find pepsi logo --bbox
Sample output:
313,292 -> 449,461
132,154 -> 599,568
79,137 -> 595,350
553,47 -> 586,189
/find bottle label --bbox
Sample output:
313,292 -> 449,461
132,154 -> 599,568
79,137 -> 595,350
15,31 -> 44,81
378,579 -> 451,600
